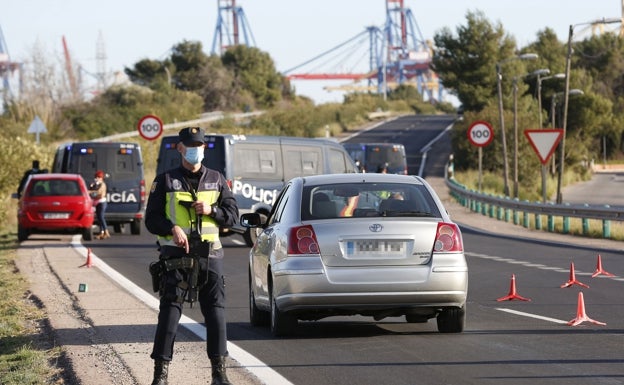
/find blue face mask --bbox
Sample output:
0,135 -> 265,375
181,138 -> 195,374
184,146 -> 204,165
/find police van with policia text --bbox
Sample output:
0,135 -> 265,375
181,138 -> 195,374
52,141 -> 146,235
156,133 -> 359,246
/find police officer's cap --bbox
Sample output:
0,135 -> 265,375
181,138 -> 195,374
179,127 -> 205,146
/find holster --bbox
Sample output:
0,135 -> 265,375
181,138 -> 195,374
149,261 -> 164,293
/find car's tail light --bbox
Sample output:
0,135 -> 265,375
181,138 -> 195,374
287,225 -> 320,255
433,222 -> 463,253
226,179 -> 233,189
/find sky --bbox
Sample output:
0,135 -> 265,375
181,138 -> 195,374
1,0 -> 621,105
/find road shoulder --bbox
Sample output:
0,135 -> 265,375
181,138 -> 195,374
15,240 -> 262,385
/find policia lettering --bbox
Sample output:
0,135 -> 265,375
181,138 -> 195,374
145,126 -> 239,385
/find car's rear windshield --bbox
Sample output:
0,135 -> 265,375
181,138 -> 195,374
29,179 -> 82,197
301,182 -> 441,220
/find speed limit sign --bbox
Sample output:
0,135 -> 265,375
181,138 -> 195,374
138,115 -> 164,141
467,121 -> 494,147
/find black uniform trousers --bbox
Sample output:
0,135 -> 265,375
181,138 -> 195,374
151,249 -> 227,361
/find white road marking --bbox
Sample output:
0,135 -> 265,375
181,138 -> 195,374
496,308 -> 568,324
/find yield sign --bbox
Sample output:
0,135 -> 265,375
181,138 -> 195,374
524,129 -> 563,165
27,115 -> 47,134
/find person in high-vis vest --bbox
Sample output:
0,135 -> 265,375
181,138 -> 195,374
145,127 -> 238,385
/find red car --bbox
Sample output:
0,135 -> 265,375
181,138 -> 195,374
17,173 -> 95,242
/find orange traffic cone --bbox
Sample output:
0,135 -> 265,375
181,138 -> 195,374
567,291 -> 606,326
560,262 -> 589,288
497,274 -> 531,301
80,248 -> 93,268
591,254 -> 615,278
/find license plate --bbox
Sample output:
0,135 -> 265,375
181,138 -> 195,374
346,240 -> 405,256
43,212 -> 70,219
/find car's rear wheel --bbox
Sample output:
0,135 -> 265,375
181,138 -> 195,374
436,306 -> 465,333
270,288 -> 297,337
17,225 -> 29,242
113,223 -> 122,233
130,220 -> 141,235
82,227 -> 93,241
249,275 -> 269,327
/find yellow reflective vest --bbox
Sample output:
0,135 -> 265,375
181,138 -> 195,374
157,179 -> 222,251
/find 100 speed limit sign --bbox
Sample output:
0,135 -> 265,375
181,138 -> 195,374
467,121 -> 494,147
138,115 -> 164,141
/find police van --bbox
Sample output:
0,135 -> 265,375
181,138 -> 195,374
342,142 -> 408,174
52,142 -> 146,235
156,133 -> 358,246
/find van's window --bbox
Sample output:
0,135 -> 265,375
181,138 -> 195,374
204,136 -> 226,174
283,145 -> 321,180
343,143 -> 407,174
234,143 -> 282,180
328,148 -> 351,173
70,145 -> 139,180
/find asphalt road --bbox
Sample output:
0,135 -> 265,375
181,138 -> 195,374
81,115 -> 624,385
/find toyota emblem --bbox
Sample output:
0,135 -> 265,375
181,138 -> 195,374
369,224 -> 383,232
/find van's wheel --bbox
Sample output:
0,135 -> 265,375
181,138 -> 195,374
243,213 -> 267,247
17,225 -> 29,242
82,227 -> 93,241
130,220 -> 141,235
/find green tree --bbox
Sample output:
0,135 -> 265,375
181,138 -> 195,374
221,45 -> 284,108
169,40 -> 210,91
575,33 -> 624,100
124,58 -> 171,89
431,10 -> 516,111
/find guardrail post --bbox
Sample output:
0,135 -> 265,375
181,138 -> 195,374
489,204 -> 495,218
548,215 -> 554,232
563,217 -> 570,234
535,214 -> 542,230
513,210 -> 519,225
504,208 -> 510,222
582,218 -> 590,235
603,219 -> 611,238
523,211 -> 530,228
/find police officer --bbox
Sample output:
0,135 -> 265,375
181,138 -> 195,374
145,127 -> 238,385
17,160 -> 48,198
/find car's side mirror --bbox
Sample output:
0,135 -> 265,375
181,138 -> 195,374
240,213 -> 263,228
11,192 -> 19,199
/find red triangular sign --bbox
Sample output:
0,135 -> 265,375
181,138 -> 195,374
524,129 -> 564,165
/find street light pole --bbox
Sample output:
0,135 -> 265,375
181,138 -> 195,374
557,17 -> 620,204
512,77 -> 519,198
496,53 -> 538,197
553,89 -> 584,201
537,72 -> 565,203
512,68 -> 549,199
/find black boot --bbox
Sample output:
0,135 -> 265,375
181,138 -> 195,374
151,359 -> 169,385
210,356 -> 232,385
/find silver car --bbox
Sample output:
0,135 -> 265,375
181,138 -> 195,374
240,173 -> 468,336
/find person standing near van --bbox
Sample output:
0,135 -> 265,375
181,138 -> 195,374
145,127 -> 238,385
89,170 -> 109,239
17,160 -> 48,198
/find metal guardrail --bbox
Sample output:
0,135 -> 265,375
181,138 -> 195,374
444,170 -> 624,239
